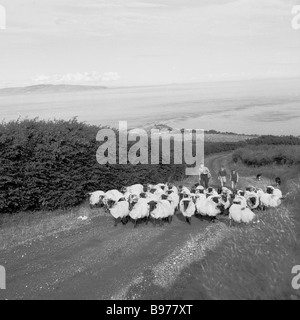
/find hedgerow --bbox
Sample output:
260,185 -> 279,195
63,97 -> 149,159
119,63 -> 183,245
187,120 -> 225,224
0,119 -> 185,213
232,145 -> 300,167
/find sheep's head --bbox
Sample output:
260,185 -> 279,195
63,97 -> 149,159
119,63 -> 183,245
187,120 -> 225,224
266,186 -> 274,194
238,190 -> 245,197
221,194 -> 228,202
121,186 -> 127,193
211,197 -> 220,204
247,197 -> 257,207
161,194 -> 168,200
148,201 -> 157,213
182,199 -> 190,210
107,199 -> 116,209
140,192 -> 147,199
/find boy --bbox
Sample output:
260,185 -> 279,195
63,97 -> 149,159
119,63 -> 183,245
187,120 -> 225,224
199,163 -> 211,189
218,166 -> 227,188
230,169 -> 239,191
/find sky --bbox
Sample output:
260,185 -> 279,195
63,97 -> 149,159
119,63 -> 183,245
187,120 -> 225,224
0,0 -> 300,88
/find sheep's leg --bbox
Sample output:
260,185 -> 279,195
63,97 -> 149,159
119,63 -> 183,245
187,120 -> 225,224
114,218 -> 118,227
159,218 -> 163,226
134,219 -> 137,228
145,216 -> 149,225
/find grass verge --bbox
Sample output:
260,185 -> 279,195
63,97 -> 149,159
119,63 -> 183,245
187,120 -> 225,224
161,176 -> 300,300
0,204 -> 106,251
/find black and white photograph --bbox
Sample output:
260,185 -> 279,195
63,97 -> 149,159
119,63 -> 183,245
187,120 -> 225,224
0,0 -> 300,302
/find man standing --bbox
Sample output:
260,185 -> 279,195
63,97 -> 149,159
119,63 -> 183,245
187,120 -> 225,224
218,166 -> 228,188
230,169 -> 239,191
199,163 -> 211,189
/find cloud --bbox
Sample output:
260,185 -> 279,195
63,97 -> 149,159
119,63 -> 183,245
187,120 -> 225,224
33,71 -> 121,85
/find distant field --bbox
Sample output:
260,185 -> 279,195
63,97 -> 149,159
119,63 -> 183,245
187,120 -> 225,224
205,133 -> 253,143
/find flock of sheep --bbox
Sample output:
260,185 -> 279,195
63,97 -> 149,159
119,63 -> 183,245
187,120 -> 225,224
89,182 -> 284,227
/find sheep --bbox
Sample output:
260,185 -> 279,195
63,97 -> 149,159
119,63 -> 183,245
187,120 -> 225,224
155,183 -> 167,191
195,185 -> 205,193
219,193 -> 231,215
105,189 -> 124,202
237,190 -> 246,197
166,190 -> 180,214
179,185 -> 191,195
103,189 -> 124,210
107,198 -> 130,227
168,184 -> 179,195
195,193 -> 208,217
129,197 -> 150,228
126,184 -> 144,195
205,195 -> 222,222
161,194 -> 176,222
260,193 -> 281,209
89,191 -> 106,208
266,186 -> 283,199
233,195 -> 247,208
148,199 -> 172,225
179,196 -> 196,224
245,192 -> 260,210
206,187 -> 218,197
275,177 -> 281,187
229,199 -> 255,225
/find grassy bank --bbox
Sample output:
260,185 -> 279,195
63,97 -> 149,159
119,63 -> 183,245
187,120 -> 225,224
0,204 -> 107,250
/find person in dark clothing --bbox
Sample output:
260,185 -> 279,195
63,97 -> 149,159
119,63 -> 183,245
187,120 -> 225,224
230,169 -> 239,191
218,166 -> 228,188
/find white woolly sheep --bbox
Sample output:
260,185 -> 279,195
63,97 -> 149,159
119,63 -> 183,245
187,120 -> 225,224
106,198 -> 130,227
179,196 -> 196,224
149,199 -> 173,225
129,197 -> 150,228
205,195 -> 222,222
89,191 -> 106,207
229,202 -> 255,225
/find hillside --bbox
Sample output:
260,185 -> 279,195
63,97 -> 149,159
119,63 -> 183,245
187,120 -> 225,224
142,123 -> 255,142
0,84 -> 107,95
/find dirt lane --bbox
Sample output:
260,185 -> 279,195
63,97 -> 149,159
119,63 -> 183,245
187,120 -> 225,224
0,153 -> 233,300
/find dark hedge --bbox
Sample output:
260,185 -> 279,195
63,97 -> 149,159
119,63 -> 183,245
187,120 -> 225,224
0,119 -> 185,213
